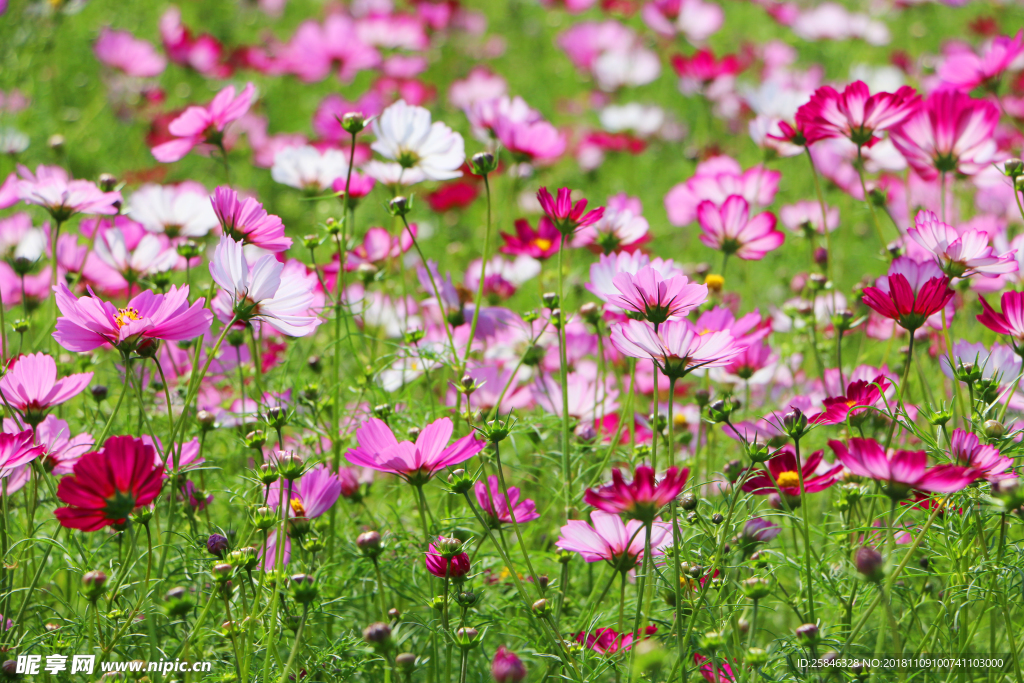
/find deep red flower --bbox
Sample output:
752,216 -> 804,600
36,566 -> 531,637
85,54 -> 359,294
576,626 -> 657,655
426,181 -> 479,213
500,217 -> 562,260
861,258 -> 953,332
811,375 -> 890,424
54,436 -> 166,532
742,447 -> 842,497
536,187 -> 604,236
584,466 -> 688,522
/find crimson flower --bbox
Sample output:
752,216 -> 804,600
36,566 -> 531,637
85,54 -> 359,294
584,466 -> 688,522
55,436 -> 166,531
742,447 -> 843,497
536,186 -> 603,236
576,626 -> 657,655
795,80 -> 920,146
861,257 -> 953,332
425,536 -> 471,579
829,438 -> 980,500
977,291 -> 1024,355
499,217 -> 561,260
811,375 -> 891,425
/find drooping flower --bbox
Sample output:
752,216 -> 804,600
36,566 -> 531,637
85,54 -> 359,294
344,417 -> 485,485
15,165 -> 121,222
499,217 -> 562,260
371,100 -> 465,181
209,236 -> 320,336
584,466 -> 688,522
556,510 -> 671,570
537,187 -> 604,236
475,475 -> 539,527
829,438 -> 980,500
609,319 -> 742,378
741,447 -> 843,498
696,195 -> 784,261
977,291 -> 1024,355
861,257 -> 953,332
151,83 -> 255,163
54,283 -> 213,354
210,186 -> 291,253
907,210 -> 1016,278
794,80 -> 920,146
0,353 -> 92,427
889,89 -> 1000,181
606,266 -> 708,324
54,436 -> 165,531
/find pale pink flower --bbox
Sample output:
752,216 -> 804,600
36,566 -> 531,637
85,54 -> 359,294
371,100 -> 465,181
0,353 -> 92,426
696,195 -> 784,260
556,510 -> 671,568
642,0 -> 724,42
908,210 -> 1017,278
609,319 -> 743,378
573,194 -> 650,254
780,201 -> 839,235
15,165 -> 120,221
890,90 -> 1000,181
94,28 -> 167,77
128,183 -> 218,239
475,475 -> 540,526
151,83 -> 256,163
276,15 -> 380,83
344,417 -> 485,485
664,156 -> 779,226
587,252 -> 683,307
607,266 -> 708,324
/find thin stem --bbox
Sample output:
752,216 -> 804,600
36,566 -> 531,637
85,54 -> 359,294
278,604 -> 309,683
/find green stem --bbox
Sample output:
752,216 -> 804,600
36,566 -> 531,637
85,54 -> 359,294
278,604 -> 309,683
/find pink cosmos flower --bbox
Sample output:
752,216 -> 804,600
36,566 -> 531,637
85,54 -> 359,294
908,210 -> 1017,278
937,31 -> 1024,91
812,374 -> 891,425
537,187 -> 604,236
159,7 -> 231,77
344,417 -> 485,485
491,647 -> 527,683
978,291 -> 1024,354
694,654 -> 737,683
15,165 -> 120,222
343,226 -> 414,272
261,464 -> 344,570
889,90 -> 1000,181
587,252 -> 684,307
861,257 -> 953,332
210,186 -> 291,253
572,193 -> 650,254
610,319 -> 742,378
0,430 -> 44,479
54,436 -> 165,531
209,236 -> 320,337
495,116 -> 567,163
584,466 -> 688,522
949,429 -> 1013,483
0,353 -> 92,426
534,371 -> 619,423
607,266 -> 708,324
556,510 -> 671,570
670,49 -> 742,95
29,416 -> 93,475
829,437 -> 981,500
151,83 -> 255,163
780,201 -> 839,235
696,195 -> 784,261
664,156 -> 779,227
642,0 -> 725,42
94,28 -> 167,78
276,15 -> 380,83
475,475 -> 540,527
795,81 -> 920,146
54,283 -> 213,354
741,447 -> 843,497
499,217 -> 562,260
425,537 -> 472,579
576,626 -> 658,655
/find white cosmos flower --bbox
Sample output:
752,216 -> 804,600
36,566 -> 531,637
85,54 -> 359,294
128,182 -> 218,238
363,160 -> 426,188
371,100 -> 465,181
209,235 -> 321,337
271,145 -> 349,192
13,228 -> 46,263
95,228 -> 178,278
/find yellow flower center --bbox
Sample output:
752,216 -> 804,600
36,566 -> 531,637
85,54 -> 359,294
775,471 -> 801,488
114,307 -> 141,329
534,238 -> 553,252
290,498 -> 307,517
705,274 -> 725,293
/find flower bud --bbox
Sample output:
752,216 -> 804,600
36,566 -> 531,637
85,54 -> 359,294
579,302 -> 601,325
447,468 -> 475,494
266,406 -> 288,429
363,621 -> 392,649
783,408 -> 808,438
228,547 -> 259,572
388,607 -> 401,621
470,151 -> 498,175
395,653 -> 417,673
1004,158 -> 1023,178
212,563 -> 234,583
680,492 -> 698,511
245,430 -> 266,450
746,647 -> 768,666
741,577 -> 771,600
275,452 -> 305,480
492,646 -> 526,683
98,173 -> 118,192
91,385 -> 109,403
724,459 -> 744,483
388,196 -> 412,218
82,570 -> 107,601
207,533 -> 229,558
542,292 -> 559,310
795,623 -> 819,645
711,513 -> 724,525
253,505 -> 277,530
290,573 -> 319,604
532,598 -> 549,615
342,112 -> 366,134
357,530 -> 383,558
700,631 -> 725,650
747,441 -> 771,463
984,419 -> 1005,439
855,546 -> 884,582
163,587 -> 194,618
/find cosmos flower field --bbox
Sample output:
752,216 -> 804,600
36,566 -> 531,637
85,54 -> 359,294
2,0 -> 1024,681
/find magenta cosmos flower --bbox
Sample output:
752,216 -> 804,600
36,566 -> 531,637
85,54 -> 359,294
344,417 -> 485,485
742,447 -> 843,498
889,89 -> 999,181
909,210 -> 1017,278
795,80 -> 920,146
0,430 -> 45,479
949,429 -> 1013,483
537,186 -> 603,236
861,257 -> 953,332
499,217 -> 561,260
937,31 -> 1024,91
211,186 -> 292,253
610,319 -> 742,378
584,465 -> 688,523
0,353 -> 92,426
829,437 -> 980,500
54,436 -> 165,531
93,28 -> 167,78
425,536 -> 471,579
491,647 -> 527,683
15,165 -> 120,222
261,465 -> 342,569
978,291 -> 1024,355
556,510 -> 671,571
151,82 -> 255,163
54,283 -> 213,354
696,195 -> 784,261
607,266 -> 708,324
475,475 -> 539,527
